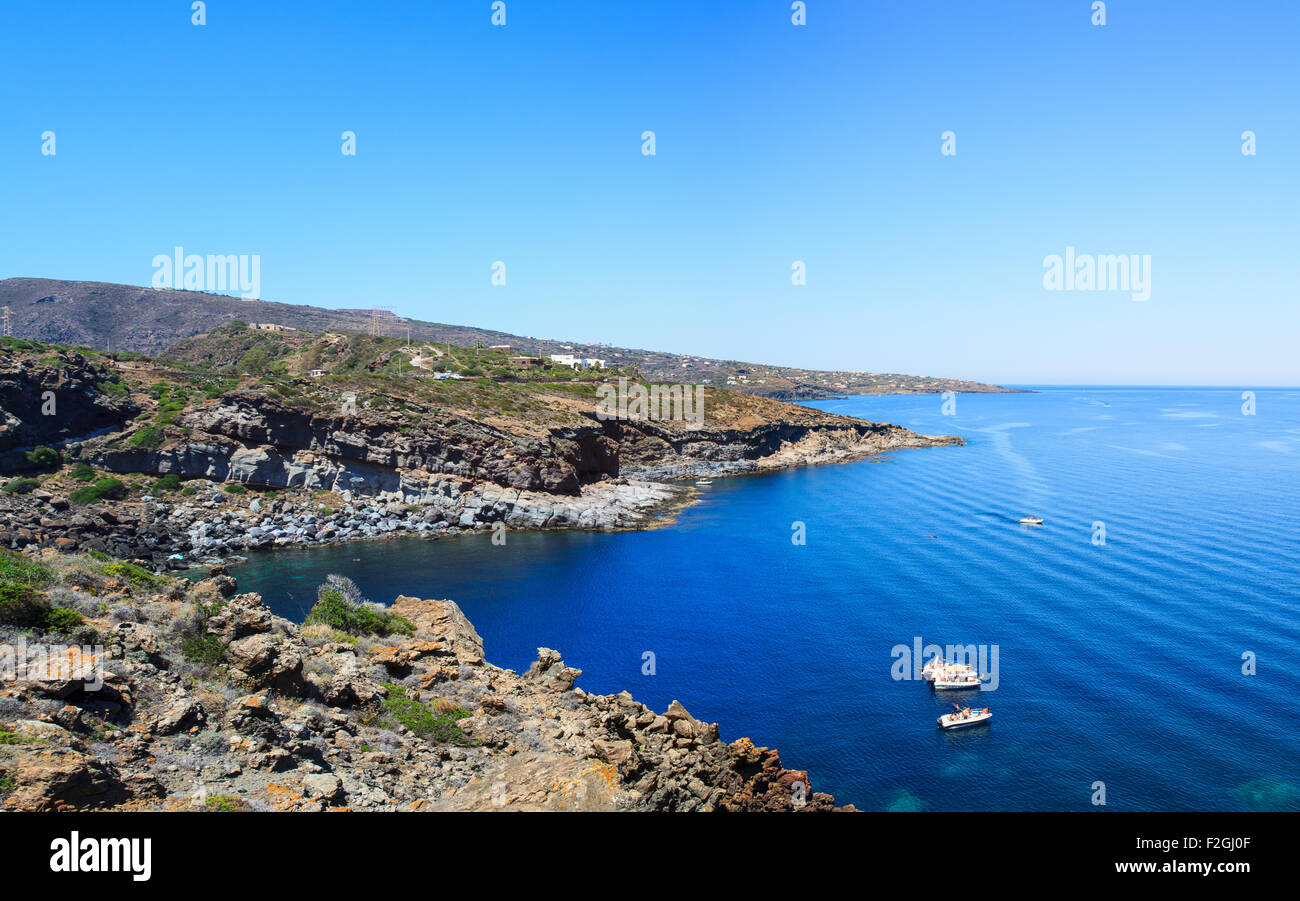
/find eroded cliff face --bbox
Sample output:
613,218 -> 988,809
87,391 -> 616,498
82,389 -> 958,501
0,351 -> 137,459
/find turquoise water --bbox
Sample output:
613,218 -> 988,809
232,387 -> 1300,810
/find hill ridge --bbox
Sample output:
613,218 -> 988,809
0,277 -> 1021,399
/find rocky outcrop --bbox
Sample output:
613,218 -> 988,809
611,417 -> 961,480
0,350 -> 137,459
0,558 -> 851,812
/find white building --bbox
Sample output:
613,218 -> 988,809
549,353 -> 606,370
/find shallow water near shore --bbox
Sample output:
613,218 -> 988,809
232,387 -> 1300,811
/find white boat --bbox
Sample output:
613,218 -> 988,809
1019,515 -> 1044,525
921,659 -> 975,682
933,674 -> 985,691
696,479 -> 713,486
938,706 -> 992,729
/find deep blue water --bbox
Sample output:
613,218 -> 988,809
231,388 -> 1300,811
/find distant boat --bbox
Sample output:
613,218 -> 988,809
938,706 -> 992,730
696,479 -> 713,486
1018,515 -> 1044,525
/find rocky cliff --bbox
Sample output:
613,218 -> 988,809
0,350 -> 137,461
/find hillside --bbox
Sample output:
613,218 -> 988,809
0,277 -> 1020,399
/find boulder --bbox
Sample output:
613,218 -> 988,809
226,633 -> 305,694
525,648 -> 582,692
1,747 -> 130,811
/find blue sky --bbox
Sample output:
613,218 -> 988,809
1,1 -> 1295,385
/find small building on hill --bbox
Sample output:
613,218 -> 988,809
550,353 -> 606,370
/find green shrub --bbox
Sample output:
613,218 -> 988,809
2,478 -> 40,495
223,483 -> 246,495
0,582 -> 50,628
70,462 -> 96,482
181,634 -> 227,666
154,473 -> 182,492
70,478 -> 127,504
129,427 -> 164,448
0,729 -> 39,746
95,478 -> 127,499
0,549 -> 52,587
378,683 -> 474,744
101,561 -> 161,588
304,584 -> 414,638
181,485 -> 198,496
23,446 -> 60,469
42,607 -> 85,634
204,794 -> 243,812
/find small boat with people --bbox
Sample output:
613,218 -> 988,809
1018,515 -> 1044,525
938,705 -> 992,729
696,479 -> 713,486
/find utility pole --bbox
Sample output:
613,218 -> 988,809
369,305 -> 393,337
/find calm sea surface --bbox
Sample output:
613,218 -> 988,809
232,387 -> 1300,810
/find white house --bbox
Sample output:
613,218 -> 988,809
549,353 -> 606,370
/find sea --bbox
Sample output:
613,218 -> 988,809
230,387 -> 1300,811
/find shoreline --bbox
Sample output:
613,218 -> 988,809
1,427 -> 960,571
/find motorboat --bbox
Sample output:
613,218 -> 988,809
1019,515 -> 1044,525
933,673 -> 986,691
938,706 -> 992,729
921,658 -> 975,682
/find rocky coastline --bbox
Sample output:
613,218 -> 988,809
0,339 -> 962,813
0,347 -> 961,568
1,553 -> 849,812
0,477 -> 689,571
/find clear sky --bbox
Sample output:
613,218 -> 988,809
1,1 -> 1295,385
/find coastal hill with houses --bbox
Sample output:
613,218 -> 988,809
0,277 -> 1018,400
